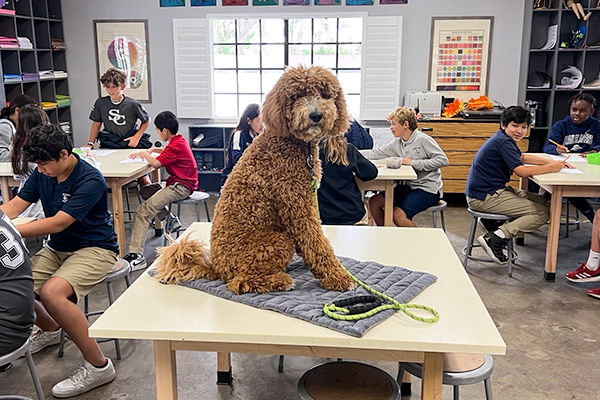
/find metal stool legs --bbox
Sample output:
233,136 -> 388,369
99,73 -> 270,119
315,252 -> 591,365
0,338 -> 45,400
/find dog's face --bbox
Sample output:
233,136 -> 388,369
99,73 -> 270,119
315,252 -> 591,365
262,66 -> 349,142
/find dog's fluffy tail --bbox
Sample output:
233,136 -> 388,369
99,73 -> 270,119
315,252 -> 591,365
153,233 -> 217,284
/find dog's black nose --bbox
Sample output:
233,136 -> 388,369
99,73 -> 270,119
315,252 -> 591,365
309,111 -> 323,123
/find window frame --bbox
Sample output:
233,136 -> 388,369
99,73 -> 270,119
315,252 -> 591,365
208,12 -> 367,119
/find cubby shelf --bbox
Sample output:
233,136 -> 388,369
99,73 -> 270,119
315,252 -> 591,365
0,0 -> 71,135
522,0 -> 600,151
189,124 -> 234,193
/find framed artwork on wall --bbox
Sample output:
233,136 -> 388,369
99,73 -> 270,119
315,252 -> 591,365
283,0 -> 308,5
428,16 -> 494,100
160,0 -> 185,6
94,20 -> 152,102
253,0 -> 278,5
192,0 -> 216,5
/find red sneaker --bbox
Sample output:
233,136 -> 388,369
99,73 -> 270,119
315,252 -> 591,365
566,263 -> 600,283
587,288 -> 600,300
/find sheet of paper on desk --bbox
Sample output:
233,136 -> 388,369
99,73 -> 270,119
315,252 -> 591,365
559,168 -> 584,174
95,149 -> 117,156
550,155 -> 587,163
119,154 -> 157,164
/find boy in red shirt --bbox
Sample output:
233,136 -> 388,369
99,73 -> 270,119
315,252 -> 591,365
124,111 -> 198,270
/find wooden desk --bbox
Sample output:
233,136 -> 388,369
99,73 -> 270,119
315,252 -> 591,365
89,222 -> 505,400
356,159 -> 417,226
523,153 -> 600,281
0,149 -> 160,257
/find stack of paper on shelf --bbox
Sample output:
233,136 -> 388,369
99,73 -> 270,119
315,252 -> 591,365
39,70 -> 54,80
53,70 -> 68,79
21,72 -> 38,81
0,8 -> 16,15
3,74 -> 21,82
41,101 -> 58,110
51,38 -> 65,50
55,94 -> 70,107
0,36 -> 18,49
59,121 -> 71,135
17,37 -> 33,49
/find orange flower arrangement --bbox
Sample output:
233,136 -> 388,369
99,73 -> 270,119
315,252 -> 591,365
442,99 -> 464,118
466,95 -> 494,110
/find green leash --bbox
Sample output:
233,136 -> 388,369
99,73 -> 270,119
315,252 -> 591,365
308,149 -> 439,323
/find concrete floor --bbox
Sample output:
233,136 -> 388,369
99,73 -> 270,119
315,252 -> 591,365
1,193 -> 599,400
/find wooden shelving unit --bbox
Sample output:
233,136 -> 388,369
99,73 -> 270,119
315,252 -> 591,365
0,0 -> 71,135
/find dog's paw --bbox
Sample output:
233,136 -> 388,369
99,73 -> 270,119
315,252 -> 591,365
319,271 -> 356,292
227,273 -> 295,294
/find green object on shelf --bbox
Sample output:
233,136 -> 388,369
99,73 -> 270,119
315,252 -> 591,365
587,153 -> 600,165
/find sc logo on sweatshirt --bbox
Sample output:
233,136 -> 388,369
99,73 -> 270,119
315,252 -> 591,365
61,193 -> 71,203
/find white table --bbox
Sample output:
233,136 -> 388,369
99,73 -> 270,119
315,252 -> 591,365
357,159 -> 417,226
0,149 -> 160,256
89,222 -> 505,400
522,153 -> 600,281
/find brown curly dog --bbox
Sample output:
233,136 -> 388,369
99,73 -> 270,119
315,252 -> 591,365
155,65 -> 356,294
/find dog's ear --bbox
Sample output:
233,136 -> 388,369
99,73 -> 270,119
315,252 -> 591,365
331,74 -> 350,137
262,73 -> 290,137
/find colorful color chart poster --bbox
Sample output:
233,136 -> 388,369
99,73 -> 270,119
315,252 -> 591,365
347,0 -> 374,5
160,0 -> 185,6
428,17 -> 493,100
192,0 -> 216,5
315,0 -> 340,5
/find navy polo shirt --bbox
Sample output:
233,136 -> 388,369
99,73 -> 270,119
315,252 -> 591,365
18,154 -> 119,253
465,130 -> 524,201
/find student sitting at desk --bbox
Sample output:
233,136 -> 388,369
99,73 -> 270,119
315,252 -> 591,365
86,67 -> 152,186
318,137 -> 378,225
565,209 -> 600,295
361,107 -> 448,227
220,103 -> 263,190
10,104 -> 49,219
543,93 -> 600,223
0,210 -> 34,372
124,111 -> 198,271
0,124 -> 119,398
0,94 -> 37,162
466,106 -> 570,264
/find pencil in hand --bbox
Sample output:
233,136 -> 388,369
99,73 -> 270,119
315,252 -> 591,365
549,139 -> 569,152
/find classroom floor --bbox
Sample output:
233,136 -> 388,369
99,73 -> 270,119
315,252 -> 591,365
1,194 -> 599,400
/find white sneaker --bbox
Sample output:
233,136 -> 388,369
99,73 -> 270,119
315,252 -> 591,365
52,358 -> 116,398
29,328 -> 61,354
124,252 -> 147,272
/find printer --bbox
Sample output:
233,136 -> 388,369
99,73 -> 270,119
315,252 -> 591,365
404,91 -> 443,117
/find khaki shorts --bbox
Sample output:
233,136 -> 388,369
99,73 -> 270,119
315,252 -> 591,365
32,246 -> 118,302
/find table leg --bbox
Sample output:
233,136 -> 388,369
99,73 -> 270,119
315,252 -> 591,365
421,352 -> 443,400
154,341 -> 178,400
216,352 -> 232,385
0,176 -> 13,204
109,180 -> 126,257
545,186 -> 563,282
384,180 -> 394,227
151,168 -> 163,231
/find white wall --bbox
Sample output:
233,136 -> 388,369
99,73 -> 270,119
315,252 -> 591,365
62,0 -> 526,145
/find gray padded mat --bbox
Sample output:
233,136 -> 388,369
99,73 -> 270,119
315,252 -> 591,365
151,255 -> 437,337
